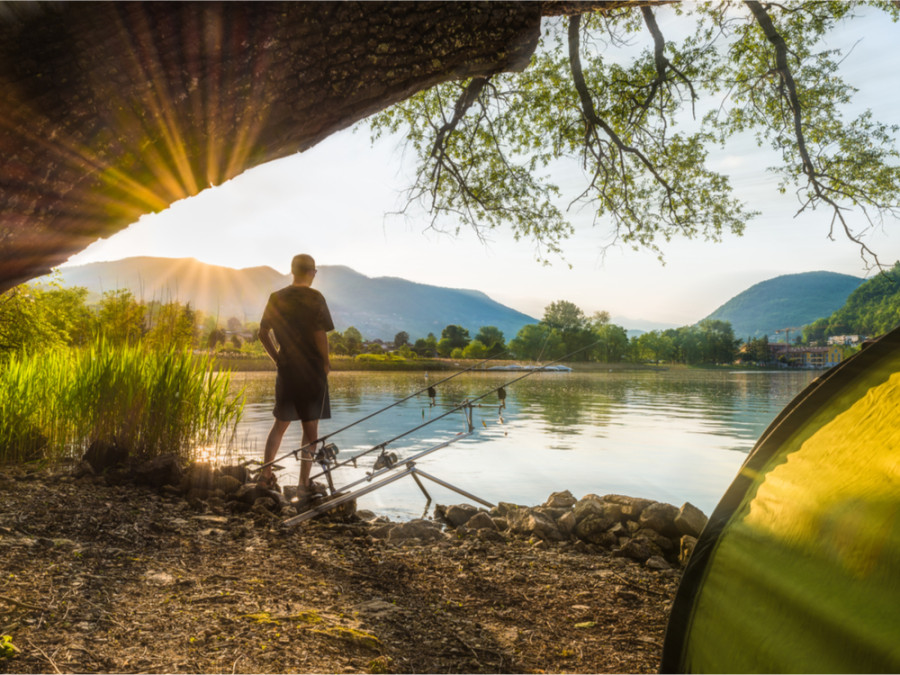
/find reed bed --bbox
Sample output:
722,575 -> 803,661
0,339 -> 244,465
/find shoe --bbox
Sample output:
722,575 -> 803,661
257,473 -> 280,492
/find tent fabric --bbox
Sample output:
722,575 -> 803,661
662,325 -> 900,673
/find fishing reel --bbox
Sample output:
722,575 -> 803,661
314,442 -> 339,467
373,448 -> 399,470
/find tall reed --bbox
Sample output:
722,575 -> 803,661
0,338 -> 243,464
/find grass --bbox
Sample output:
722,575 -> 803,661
0,338 -> 244,465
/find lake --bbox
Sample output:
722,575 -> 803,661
224,368 -> 818,520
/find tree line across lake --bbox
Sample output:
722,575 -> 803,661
0,281 -> 779,367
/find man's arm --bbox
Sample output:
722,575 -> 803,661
258,325 -> 281,365
314,330 -> 330,375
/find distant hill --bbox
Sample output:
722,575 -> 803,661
703,271 -> 865,339
50,257 -> 537,341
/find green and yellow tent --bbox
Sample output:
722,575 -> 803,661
662,326 -> 900,673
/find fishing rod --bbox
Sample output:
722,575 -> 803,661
308,340 -> 602,487
285,339 -> 603,524
253,349 -> 507,475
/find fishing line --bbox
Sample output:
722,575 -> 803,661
307,340 -> 601,483
255,349 -> 507,475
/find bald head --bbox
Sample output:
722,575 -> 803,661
291,254 -> 317,281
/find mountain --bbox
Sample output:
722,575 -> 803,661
49,257 -> 537,341
702,271 -> 865,339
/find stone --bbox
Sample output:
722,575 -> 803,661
387,519 -> 445,543
489,502 -> 521,518
534,506 -> 569,522
443,504 -> 478,527
680,535 -> 698,565
133,453 -> 183,489
645,555 -> 672,570
574,514 -> 617,544
557,510 -> 576,537
476,529 -> 506,543
543,490 -> 577,509
508,509 -> 564,541
144,571 -> 176,586
213,475 -> 242,495
633,528 -> 676,552
638,501 -> 680,538
572,497 -> 622,527
218,464 -> 250,483
180,462 -> 216,493
615,537 -> 663,563
466,511 -> 498,531
83,439 -> 129,473
602,494 -> 655,520
355,509 -> 379,522
674,502 -> 708,538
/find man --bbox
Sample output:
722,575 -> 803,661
258,253 -> 333,499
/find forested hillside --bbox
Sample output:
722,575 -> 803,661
704,271 -> 863,339
805,263 -> 900,340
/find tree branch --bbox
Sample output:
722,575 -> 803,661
745,0 -> 881,268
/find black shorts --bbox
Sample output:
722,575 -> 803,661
273,366 -> 331,422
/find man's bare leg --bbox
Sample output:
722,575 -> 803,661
261,418 -> 291,485
299,419 -> 319,489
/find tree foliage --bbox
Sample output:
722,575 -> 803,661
370,2 -> 900,267
805,261 -> 900,338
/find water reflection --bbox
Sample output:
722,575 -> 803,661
227,369 -> 817,519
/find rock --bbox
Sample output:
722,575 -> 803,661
235,483 -> 273,505
466,511 -> 498,531
442,504 -> 478,528
508,509 -> 564,541
638,501 -> 680,538
213,475 -> 242,495
218,464 -> 250,483
633,528 -> 676,553
557,510 -> 576,537
574,513 -> 617,543
180,462 -> 216,493
543,490 -> 577,509
602,494 -> 655,520
83,439 -> 129,473
615,537 -> 663,563
489,502 -> 521,518
680,535 -> 698,565
355,509 -> 379,522
573,497 -> 622,527
387,519 -> 446,543
491,517 -> 509,531
645,555 -> 672,571
133,453 -> 182,489
144,571 -> 176,586
534,506 -> 569,522
674,502 -> 708,538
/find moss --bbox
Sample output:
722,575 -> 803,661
315,625 -> 381,651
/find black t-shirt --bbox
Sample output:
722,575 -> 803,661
260,285 -> 334,373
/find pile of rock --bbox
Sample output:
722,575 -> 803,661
76,448 -> 329,521
429,491 -> 707,569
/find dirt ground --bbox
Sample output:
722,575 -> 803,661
0,465 -> 680,674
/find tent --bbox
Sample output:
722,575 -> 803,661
662,325 -> 900,673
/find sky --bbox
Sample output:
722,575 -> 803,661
63,7 -> 900,330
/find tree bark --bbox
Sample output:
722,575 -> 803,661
2,2 -> 557,290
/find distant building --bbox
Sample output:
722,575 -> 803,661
827,334 -> 864,346
768,343 -> 843,368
